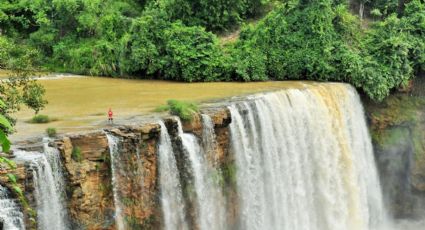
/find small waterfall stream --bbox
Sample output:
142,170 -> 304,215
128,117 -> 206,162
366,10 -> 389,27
0,185 -> 25,230
157,121 -> 189,230
201,114 -> 218,161
42,139 -> 69,225
14,140 -> 69,230
177,118 -> 227,230
106,134 -> 125,230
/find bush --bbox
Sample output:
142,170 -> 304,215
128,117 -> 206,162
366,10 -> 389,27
168,99 -> 199,121
232,1 -> 424,101
46,128 -> 57,137
156,99 -> 199,121
122,15 -> 229,81
235,2 -> 363,81
30,114 -> 52,124
228,41 -> 268,81
156,0 -> 270,31
71,147 -> 83,162
162,22 -> 228,82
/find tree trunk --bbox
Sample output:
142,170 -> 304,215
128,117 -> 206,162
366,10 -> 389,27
359,2 -> 365,20
398,0 -> 408,15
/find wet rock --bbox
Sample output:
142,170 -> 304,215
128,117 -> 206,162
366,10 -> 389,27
202,107 -> 232,165
182,113 -> 202,136
55,131 -> 113,229
52,122 -> 162,229
364,80 -> 425,219
67,131 -> 109,161
5,105 -> 235,229
202,107 -> 232,128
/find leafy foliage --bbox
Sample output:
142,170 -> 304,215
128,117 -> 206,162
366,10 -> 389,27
122,13 -> 228,81
155,0 -> 270,31
46,127 -> 57,137
0,0 -> 424,102
232,0 -> 425,101
0,97 -> 14,164
156,99 -> 199,121
0,36 -> 47,121
72,147 -> 83,162
29,114 -> 53,124
0,36 -> 47,171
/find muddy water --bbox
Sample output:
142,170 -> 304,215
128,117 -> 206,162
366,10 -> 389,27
10,75 -> 307,140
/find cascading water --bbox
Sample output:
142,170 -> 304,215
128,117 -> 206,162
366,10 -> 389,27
177,117 -> 227,230
2,82 -> 404,230
42,139 -> 69,225
157,121 -> 188,230
228,83 -> 389,230
106,133 -> 125,230
201,114 -> 218,162
0,185 -> 25,230
14,140 -> 68,230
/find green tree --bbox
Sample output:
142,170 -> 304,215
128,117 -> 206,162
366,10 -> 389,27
0,36 -> 47,122
122,12 -> 228,81
155,0 -> 270,31
0,36 -> 47,173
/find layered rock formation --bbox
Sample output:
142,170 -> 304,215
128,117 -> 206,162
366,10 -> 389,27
0,107 -> 233,230
364,78 -> 425,219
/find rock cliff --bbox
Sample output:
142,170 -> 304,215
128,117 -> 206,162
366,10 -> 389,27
0,107 -> 234,229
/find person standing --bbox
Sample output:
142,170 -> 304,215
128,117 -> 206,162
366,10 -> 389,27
108,108 -> 113,124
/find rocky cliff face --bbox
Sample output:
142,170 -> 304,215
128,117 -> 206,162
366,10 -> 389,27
55,124 -> 165,229
364,78 -> 425,219
0,107 -> 234,230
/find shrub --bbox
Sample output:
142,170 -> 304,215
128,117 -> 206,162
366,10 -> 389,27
71,147 -> 83,162
30,114 -> 52,124
235,2 -> 365,82
46,128 -> 57,137
162,22 -> 228,82
156,99 -> 199,121
228,42 -> 268,81
233,1 -> 424,101
122,15 -> 228,81
167,99 -> 199,121
156,0 -> 270,31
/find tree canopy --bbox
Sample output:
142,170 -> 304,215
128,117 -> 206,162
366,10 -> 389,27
0,0 -> 424,101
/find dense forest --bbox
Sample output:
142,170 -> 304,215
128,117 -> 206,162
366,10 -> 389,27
0,0 -> 424,101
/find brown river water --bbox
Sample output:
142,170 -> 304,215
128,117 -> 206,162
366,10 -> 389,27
8,74 -> 307,141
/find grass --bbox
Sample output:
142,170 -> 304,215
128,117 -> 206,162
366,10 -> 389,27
71,147 -> 83,162
46,127 -> 57,137
90,112 -> 106,116
155,99 -> 199,121
28,114 -> 57,124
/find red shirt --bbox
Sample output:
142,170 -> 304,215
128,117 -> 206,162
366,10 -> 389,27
108,111 -> 113,118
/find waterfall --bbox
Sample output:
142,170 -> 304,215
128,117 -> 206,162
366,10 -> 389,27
0,185 -> 25,230
42,138 -> 69,225
106,133 -> 125,230
2,82 -> 399,230
228,83 -> 389,230
201,114 -> 218,162
177,117 -> 227,230
14,140 -> 69,230
157,121 -> 188,230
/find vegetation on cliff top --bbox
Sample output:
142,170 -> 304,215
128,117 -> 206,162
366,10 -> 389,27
0,0 -> 424,101
156,99 -> 199,121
